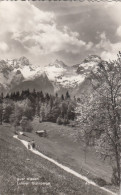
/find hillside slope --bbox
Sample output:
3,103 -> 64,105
0,124 -> 118,195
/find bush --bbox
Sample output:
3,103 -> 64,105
63,117 -> 69,126
111,167 -> 119,185
9,113 -> 18,127
41,106 -> 61,123
20,116 -> 33,132
3,103 -> 14,123
56,116 -> 63,125
93,177 -> 107,187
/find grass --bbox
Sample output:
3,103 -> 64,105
0,121 -> 119,194
30,120 -> 112,181
30,120 -> 118,192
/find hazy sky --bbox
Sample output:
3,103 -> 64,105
0,1 -> 121,66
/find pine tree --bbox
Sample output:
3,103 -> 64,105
61,94 -> 64,100
56,93 -> 58,98
1,93 -> 3,100
66,91 -> 70,99
45,93 -> 50,102
49,96 -> 54,109
6,93 -> 10,99
40,91 -> 45,102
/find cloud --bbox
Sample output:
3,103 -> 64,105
20,23 -> 86,55
95,32 -> 121,61
116,26 -> 121,37
0,42 -> 9,52
86,42 -> 94,50
95,32 -> 111,51
0,2 -> 55,35
1,1 -> 121,65
0,1 -> 90,57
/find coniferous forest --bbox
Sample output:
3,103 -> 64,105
0,89 -> 76,128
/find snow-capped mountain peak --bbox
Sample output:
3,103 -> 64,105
18,56 -> 30,66
77,55 -> 102,75
0,55 -> 102,96
6,56 -> 31,69
48,59 -> 67,69
41,71 -> 48,78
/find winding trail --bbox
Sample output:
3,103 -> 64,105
13,135 -> 117,195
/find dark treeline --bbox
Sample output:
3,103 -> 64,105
5,89 -> 70,102
0,89 -> 76,126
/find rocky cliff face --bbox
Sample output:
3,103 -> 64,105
76,55 -> 102,75
0,55 -> 102,97
0,57 -> 54,94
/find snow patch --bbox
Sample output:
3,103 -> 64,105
79,61 -> 98,69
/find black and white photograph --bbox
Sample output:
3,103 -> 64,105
0,1 -> 121,194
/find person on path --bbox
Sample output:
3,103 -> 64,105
28,141 -> 31,149
31,140 -> 35,149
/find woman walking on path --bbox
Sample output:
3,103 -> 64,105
31,140 -> 35,149
28,141 -> 31,149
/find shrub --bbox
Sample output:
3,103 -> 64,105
111,167 -> 119,185
93,177 -> 107,187
63,117 -> 69,126
9,113 -> 18,127
20,116 -> 33,132
56,116 -> 63,125
3,102 -> 14,123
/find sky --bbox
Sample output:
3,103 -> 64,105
0,1 -> 121,66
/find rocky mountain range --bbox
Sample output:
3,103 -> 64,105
0,55 -> 102,97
